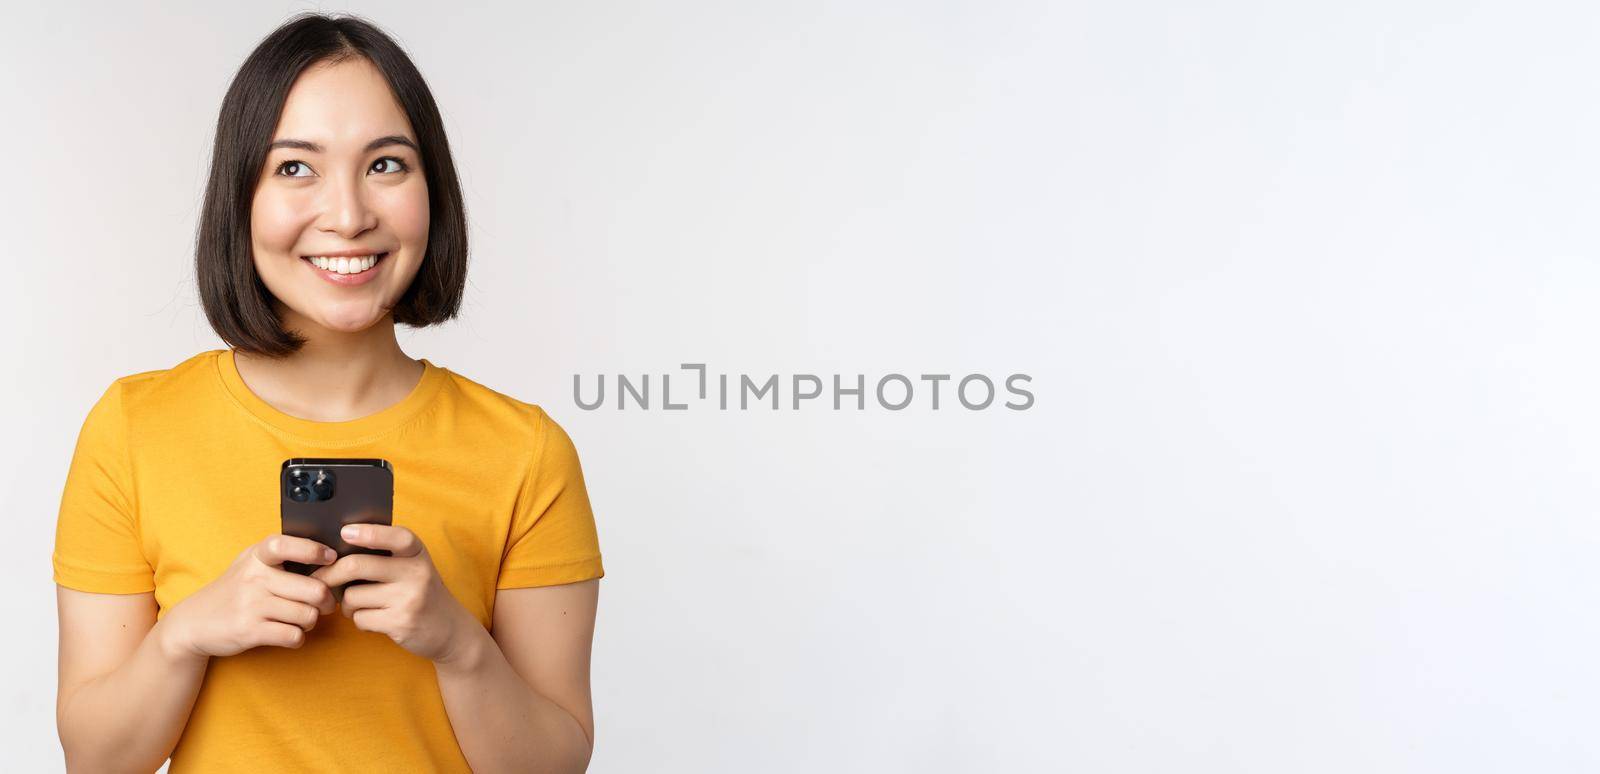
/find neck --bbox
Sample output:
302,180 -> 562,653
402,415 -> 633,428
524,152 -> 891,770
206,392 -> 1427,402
232,311 -> 425,423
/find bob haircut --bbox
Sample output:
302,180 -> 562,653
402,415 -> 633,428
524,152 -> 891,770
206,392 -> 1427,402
197,12 -> 468,357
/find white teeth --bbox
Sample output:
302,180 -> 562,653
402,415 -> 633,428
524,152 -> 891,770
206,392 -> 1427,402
307,254 -> 382,274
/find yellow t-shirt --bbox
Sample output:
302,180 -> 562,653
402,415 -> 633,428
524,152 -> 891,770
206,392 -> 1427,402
52,348 -> 605,772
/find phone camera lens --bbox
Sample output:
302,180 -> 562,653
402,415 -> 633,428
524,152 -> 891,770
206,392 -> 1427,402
312,470 -> 335,500
289,469 -> 311,486
289,485 -> 310,502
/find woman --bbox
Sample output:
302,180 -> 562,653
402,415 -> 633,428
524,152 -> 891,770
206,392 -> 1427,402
51,13 -> 603,773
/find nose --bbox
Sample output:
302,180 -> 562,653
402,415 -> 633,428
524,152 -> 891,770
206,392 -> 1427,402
317,168 -> 378,238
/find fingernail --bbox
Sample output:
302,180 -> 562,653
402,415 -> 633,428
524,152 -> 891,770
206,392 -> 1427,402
323,547 -> 336,562
341,525 -> 359,540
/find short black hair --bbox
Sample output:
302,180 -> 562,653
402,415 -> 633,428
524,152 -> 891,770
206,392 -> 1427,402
197,12 -> 468,357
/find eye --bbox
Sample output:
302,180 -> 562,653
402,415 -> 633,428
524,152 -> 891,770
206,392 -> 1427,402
275,160 -> 313,178
371,156 -> 411,174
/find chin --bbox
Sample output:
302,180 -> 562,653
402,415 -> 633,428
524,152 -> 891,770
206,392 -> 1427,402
312,307 -> 389,333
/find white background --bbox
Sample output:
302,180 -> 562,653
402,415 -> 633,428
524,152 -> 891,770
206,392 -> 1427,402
5,1 -> 1598,771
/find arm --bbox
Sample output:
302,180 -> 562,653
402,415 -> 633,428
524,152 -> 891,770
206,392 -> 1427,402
55,537 -> 339,773
55,586 -> 209,774
434,579 -> 600,774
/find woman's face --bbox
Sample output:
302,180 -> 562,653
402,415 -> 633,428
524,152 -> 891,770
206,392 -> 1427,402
250,56 -> 429,337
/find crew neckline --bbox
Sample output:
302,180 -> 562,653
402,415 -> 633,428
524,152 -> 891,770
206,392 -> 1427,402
214,348 -> 447,446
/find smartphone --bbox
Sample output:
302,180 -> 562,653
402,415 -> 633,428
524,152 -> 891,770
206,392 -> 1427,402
280,458 -> 393,584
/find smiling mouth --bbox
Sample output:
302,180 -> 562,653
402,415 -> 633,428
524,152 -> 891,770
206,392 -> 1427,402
301,252 -> 390,275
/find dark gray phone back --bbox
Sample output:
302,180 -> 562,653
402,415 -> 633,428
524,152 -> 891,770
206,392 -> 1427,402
280,458 -> 393,578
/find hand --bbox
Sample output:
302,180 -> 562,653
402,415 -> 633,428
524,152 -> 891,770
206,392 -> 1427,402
310,523 -> 479,665
160,534 -> 339,662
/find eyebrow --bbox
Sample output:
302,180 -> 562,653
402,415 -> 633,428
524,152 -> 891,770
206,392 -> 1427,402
267,135 -> 419,154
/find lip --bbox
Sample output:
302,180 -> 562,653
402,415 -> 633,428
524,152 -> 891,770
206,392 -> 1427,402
303,251 -> 389,287
302,247 -> 390,258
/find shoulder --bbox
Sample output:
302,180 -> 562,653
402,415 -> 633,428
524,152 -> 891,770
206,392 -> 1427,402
67,350 -> 227,457
434,366 -> 575,454
87,349 -> 228,420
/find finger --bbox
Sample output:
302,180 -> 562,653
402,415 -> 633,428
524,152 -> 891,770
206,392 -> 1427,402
339,582 -> 387,614
266,570 -> 337,616
351,607 -> 390,634
340,523 -> 423,558
262,621 -> 306,649
313,553 -> 406,588
255,535 -> 337,568
260,596 -> 320,632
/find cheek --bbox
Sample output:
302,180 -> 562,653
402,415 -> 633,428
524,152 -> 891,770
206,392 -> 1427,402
251,190 -> 313,252
388,182 -> 430,246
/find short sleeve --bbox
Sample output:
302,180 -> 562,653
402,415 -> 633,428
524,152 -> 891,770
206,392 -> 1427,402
497,409 -> 605,589
53,381 -> 155,594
